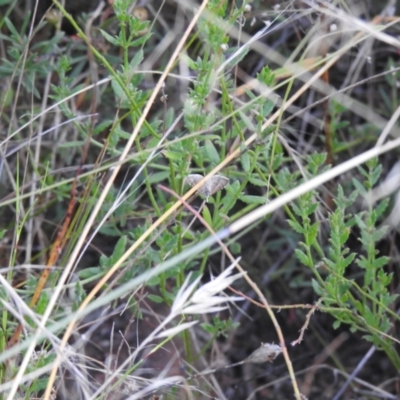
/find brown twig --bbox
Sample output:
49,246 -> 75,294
291,300 -> 321,347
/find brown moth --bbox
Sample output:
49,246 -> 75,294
185,174 -> 229,201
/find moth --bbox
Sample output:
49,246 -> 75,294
185,174 -> 229,201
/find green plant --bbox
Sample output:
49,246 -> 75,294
286,153 -> 400,368
1,1 -> 400,399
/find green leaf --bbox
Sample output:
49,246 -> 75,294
129,49 -> 144,69
375,198 -> 389,218
257,66 -> 275,86
36,291 -> 49,315
238,110 -> 255,131
342,253 -> 356,269
58,141 -> 85,148
148,171 -> 170,184
240,151 -> 251,172
333,320 -> 341,329
353,300 -> 364,313
148,294 -> 164,303
295,249 -> 311,267
94,119 -> 113,135
110,236 -> 127,265
115,127 -> 131,140
78,267 -> 103,280
287,219 -> 304,234
164,150 -> 185,161
311,279 -> 324,296
371,227 -> 388,242
28,378 -> 52,393
99,29 -> 119,45
202,205 -> 212,226
307,222 -> 319,244
371,163 -> 382,186
384,293 -> 398,306
239,195 -> 267,205
355,214 -> 366,230
129,33 -> 152,48
223,47 -> 249,71
340,292 -> 349,302
147,275 -> 160,286
371,256 -> 389,269
164,108 -> 175,129
339,228 -> 350,245
111,78 -> 127,103
201,322 -> 216,334
4,17 -> 19,39
352,178 -> 368,197
204,140 -> 220,164
291,203 -> 302,217
305,203 -> 318,215
261,100 -> 275,118
229,242 -> 241,254
323,258 -> 336,270
248,176 -> 267,186
363,305 -> 377,328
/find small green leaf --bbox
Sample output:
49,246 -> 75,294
111,78 -> 126,103
240,151 -> 251,172
36,291 -> 49,315
147,275 -> 160,286
202,205 -> 212,226
239,195 -> 267,205
229,242 -> 241,254
352,178 -> 367,196
353,300 -> 363,313
295,249 -> 311,267
257,66 -> 275,86
164,150 -> 185,161
371,256 -> 389,269
307,222 -> 319,244
371,227 -> 388,242
375,198 -> 389,218
58,141 -> 84,148
148,171 -> 170,184
94,119 -> 113,135
363,305 -> 377,328
333,320 -> 341,329
165,108 -> 175,129
204,140 -> 220,164
148,294 -> 164,303
129,33 -> 152,48
78,267 -> 103,280
248,176 -> 267,186
238,110 -> 255,131
223,47 -> 249,71
340,292 -> 349,302
129,49 -> 144,68
306,203 -> 318,215
110,236 -> 127,265
115,127 -> 131,139
311,279 -> 324,296
29,378 -> 52,393
201,322 -> 216,334
99,29 -> 119,45
287,219 -> 304,234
